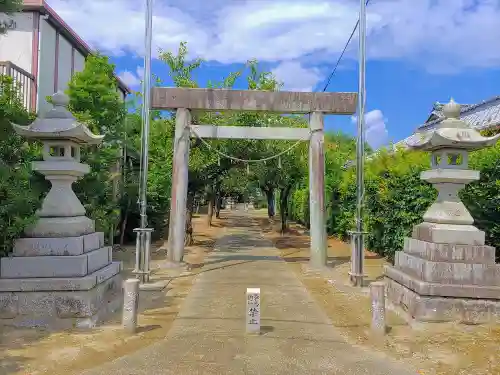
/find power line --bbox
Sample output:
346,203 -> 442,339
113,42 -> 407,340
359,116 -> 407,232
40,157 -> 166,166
321,0 -> 371,92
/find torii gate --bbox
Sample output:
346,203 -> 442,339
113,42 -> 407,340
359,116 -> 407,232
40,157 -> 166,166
151,87 -> 357,268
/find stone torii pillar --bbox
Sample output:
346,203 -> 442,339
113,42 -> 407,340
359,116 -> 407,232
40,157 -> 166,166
152,87 -> 358,267
309,112 -> 327,267
167,108 -> 191,263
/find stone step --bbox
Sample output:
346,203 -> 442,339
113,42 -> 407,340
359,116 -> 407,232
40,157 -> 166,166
13,232 -> 105,257
0,261 -> 121,292
0,246 -> 112,279
395,252 -> 500,286
403,237 -> 496,264
385,271 -> 500,324
0,270 -> 123,328
412,222 -> 485,246
24,216 -> 95,238
384,264 -> 500,300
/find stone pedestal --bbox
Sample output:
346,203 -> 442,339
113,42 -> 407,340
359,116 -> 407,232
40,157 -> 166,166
0,229 -> 123,329
0,92 -> 123,328
385,236 -> 500,323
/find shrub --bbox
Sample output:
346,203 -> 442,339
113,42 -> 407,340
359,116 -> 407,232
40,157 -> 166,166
462,142 -> 500,253
290,140 -> 500,261
0,75 -> 44,256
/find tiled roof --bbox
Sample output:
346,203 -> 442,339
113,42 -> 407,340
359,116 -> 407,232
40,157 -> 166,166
398,95 -> 500,149
417,96 -> 500,131
423,102 -> 474,123
343,95 -> 500,169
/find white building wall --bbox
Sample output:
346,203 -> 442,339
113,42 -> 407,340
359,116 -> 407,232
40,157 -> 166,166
117,87 -> 127,101
73,49 -> 85,73
0,12 -> 34,73
37,18 -> 56,114
1,11 -> 127,114
57,35 -> 72,92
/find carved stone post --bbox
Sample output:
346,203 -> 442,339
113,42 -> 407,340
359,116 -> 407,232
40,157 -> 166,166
370,281 -> 386,335
309,111 -> 327,268
122,278 -> 140,333
167,108 -> 191,263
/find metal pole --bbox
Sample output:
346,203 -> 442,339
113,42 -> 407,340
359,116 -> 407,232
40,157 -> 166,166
134,0 -> 153,283
350,0 -> 367,287
139,0 -> 153,230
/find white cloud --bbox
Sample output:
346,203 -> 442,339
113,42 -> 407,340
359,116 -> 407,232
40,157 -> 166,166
45,0 -> 500,72
352,109 -> 389,149
117,66 -> 144,88
271,61 -> 322,92
118,71 -> 139,87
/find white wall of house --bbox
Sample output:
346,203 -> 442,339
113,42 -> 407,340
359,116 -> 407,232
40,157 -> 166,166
0,12 -> 34,73
38,18 -> 93,114
2,11 -> 127,114
117,88 -> 127,101
57,35 -> 72,92
73,50 -> 85,73
38,17 -> 56,114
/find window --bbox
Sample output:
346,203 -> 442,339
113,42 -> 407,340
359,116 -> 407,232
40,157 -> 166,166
49,146 -> 64,157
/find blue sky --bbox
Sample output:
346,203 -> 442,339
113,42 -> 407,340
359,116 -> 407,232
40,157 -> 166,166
49,0 -> 500,148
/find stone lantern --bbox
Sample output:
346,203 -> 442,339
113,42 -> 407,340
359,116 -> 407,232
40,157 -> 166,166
0,92 -> 122,329
410,98 -> 500,245
384,98 -> 500,323
13,92 -> 102,237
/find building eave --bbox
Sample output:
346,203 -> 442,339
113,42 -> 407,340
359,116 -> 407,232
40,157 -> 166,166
22,0 -> 131,95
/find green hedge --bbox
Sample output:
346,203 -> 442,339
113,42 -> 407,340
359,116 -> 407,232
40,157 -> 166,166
462,141 -> 500,251
0,76 -> 45,256
290,142 -> 500,261
289,184 -> 309,228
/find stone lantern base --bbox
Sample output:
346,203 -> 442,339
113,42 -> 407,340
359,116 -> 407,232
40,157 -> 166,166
0,227 -> 123,329
385,228 -> 500,324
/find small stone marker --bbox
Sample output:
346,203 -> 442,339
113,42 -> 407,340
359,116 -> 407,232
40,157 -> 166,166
246,287 -> 261,334
122,278 -> 140,333
370,281 -> 386,335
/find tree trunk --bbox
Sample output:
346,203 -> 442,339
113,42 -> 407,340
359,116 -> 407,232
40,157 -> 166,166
185,191 -> 195,246
279,185 -> 292,234
119,158 -> 133,246
207,184 -> 214,226
119,196 -> 131,246
207,197 -> 214,225
215,195 -> 222,218
279,188 -> 286,234
266,189 -> 275,218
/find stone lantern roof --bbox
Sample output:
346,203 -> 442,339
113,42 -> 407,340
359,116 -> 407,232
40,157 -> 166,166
406,99 -> 500,152
11,91 -> 104,145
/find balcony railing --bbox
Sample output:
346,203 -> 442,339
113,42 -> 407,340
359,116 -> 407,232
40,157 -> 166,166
0,61 -> 36,113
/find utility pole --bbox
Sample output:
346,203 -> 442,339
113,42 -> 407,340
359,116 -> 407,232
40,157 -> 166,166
350,0 -> 367,287
134,0 -> 154,284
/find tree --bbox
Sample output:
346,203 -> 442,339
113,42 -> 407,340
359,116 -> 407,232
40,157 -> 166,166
159,44 -> 312,235
0,0 -> 22,34
0,75 -> 44,256
65,54 -> 128,243
159,42 -> 259,243
66,53 -> 126,137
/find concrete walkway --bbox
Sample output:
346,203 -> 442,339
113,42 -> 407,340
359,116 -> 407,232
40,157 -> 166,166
82,209 -> 417,375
